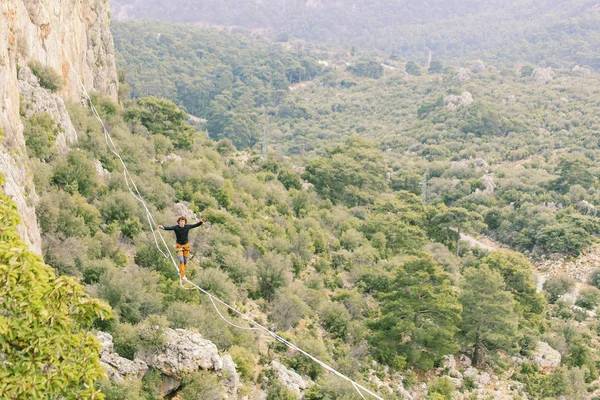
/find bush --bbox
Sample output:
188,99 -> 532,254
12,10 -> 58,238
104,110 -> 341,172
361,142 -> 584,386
229,345 -> 256,380
588,269 -> 600,289
271,291 -> 309,330
165,302 -> 236,350
23,113 -> 60,161
428,377 -> 455,399
100,379 -> 145,400
29,61 -> 63,92
95,266 -> 163,324
257,252 -> 291,301
196,268 -> 238,303
575,287 -> 600,310
179,370 -> 221,400
113,323 -> 140,360
135,243 -> 179,280
138,315 -> 170,350
52,150 -> 99,197
319,302 -> 351,339
543,275 -> 576,303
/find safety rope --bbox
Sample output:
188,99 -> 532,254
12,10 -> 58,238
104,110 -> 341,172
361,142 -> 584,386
37,3 -> 383,398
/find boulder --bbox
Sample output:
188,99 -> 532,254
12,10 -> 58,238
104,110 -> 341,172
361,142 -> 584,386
173,201 -> 198,221
457,68 -> 471,81
271,360 -> 310,397
470,60 -> 486,73
96,332 -> 148,383
135,328 -> 240,396
481,174 -> 496,194
531,68 -> 554,84
445,92 -> 473,110
530,342 -> 561,370
136,328 -> 224,376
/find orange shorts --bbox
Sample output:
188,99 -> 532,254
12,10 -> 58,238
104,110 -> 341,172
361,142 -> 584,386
175,243 -> 190,258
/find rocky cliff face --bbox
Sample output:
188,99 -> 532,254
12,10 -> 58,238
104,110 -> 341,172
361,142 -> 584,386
0,0 -> 118,252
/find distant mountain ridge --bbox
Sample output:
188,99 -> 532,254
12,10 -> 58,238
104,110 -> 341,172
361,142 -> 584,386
110,0 -> 600,68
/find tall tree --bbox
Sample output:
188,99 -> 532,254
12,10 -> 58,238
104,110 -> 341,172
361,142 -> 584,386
434,207 -> 482,256
303,135 -> 388,206
0,175 -> 111,398
369,256 -> 461,370
460,266 -> 518,366
481,250 -> 546,328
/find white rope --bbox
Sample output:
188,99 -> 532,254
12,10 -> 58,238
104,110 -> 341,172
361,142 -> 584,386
37,3 -> 382,399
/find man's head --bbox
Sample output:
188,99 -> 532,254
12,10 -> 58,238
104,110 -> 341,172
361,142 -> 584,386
177,216 -> 187,227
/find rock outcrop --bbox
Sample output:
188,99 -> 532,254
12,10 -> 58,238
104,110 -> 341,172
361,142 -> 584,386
96,332 -> 148,383
271,360 -> 311,397
531,68 -> 554,84
456,68 -> 471,81
18,66 -> 77,154
530,342 -> 561,370
135,328 -> 240,396
445,91 -> 473,110
0,0 -> 118,252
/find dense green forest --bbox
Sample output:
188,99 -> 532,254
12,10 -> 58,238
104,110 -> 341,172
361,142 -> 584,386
13,53 -> 596,397
7,8 -> 600,398
111,0 -> 600,68
113,20 -> 600,258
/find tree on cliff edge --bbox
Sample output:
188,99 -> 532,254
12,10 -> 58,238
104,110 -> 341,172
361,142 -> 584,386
0,174 -> 111,399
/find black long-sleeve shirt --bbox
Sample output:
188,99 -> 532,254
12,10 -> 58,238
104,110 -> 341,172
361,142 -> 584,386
162,221 -> 203,244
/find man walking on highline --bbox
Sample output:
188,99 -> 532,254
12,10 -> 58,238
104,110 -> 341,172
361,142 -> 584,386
159,216 -> 205,278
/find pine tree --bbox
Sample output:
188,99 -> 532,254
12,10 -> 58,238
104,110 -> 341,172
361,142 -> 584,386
459,266 -> 518,366
369,256 -> 461,370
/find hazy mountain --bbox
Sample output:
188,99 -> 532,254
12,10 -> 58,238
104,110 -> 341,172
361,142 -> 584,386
111,0 -> 600,68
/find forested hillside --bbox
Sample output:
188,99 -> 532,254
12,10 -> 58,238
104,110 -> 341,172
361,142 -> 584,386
23,83 -> 593,399
7,5 -> 600,398
114,20 -> 600,258
111,0 -> 600,68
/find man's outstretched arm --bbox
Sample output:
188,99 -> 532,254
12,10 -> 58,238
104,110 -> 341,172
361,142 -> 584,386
188,218 -> 206,229
159,225 -> 176,230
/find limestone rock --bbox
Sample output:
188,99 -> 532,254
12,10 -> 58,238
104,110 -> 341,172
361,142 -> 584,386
221,354 -> 240,394
445,92 -> 473,110
94,159 -> 110,180
572,65 -> 589,73
577,200 -> 597,215
96,332 -> 148,383
173,201 -> 198,221
531,68 -> 554,84
470,60 -> 486,73
136,329 -> 223,376
503,95 -> 516,105
18,66 -> 77,154
481,174 -> 495,194
531,342 -> 561,370
0,0 -> 118,251
271,360 -> 310,397
459,354 -> 472,367
457,68 -> 471,81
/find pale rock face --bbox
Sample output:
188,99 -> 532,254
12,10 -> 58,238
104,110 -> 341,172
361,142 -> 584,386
271,360 -> 310,397
445,91 -> 473,110
0,0 -> 118,251
135,328 -> 240,396
96,332 -> 148,383
173,201 -> 198,221
136,328 -> 224,375
481,174 -> 495,194
470,60 -> 486,73
456,67 -> 471,81
18,66 -> 77,154
531,342 -> 561,369
531,68 -> 554,84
